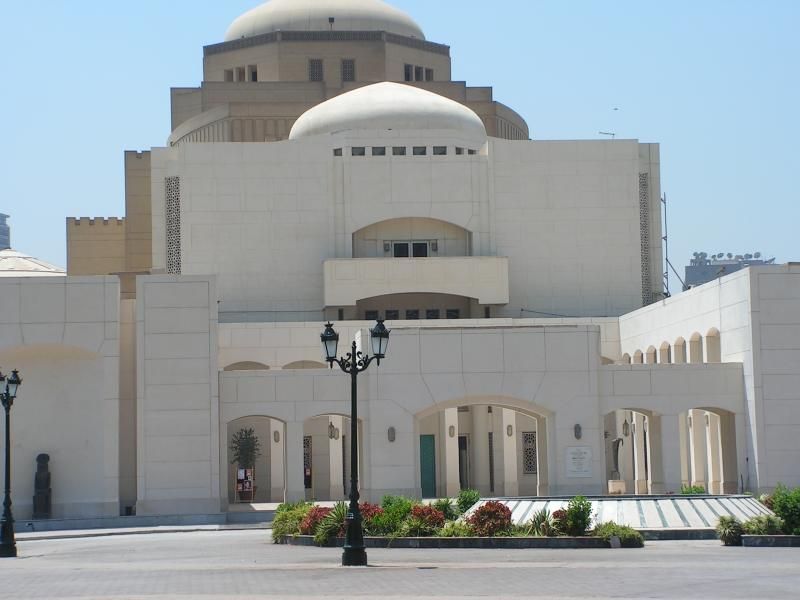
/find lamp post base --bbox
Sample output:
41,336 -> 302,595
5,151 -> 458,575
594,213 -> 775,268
341,547 -> 367,567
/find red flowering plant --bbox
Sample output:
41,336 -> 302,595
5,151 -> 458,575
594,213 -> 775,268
299,506 -> 332,535
359,501 -> 385,536
400,504 -> 446,537
551,509 -> 568,536
466,501 -> 512,537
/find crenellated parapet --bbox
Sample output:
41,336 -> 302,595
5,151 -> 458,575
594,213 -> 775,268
66,217 -> 127,276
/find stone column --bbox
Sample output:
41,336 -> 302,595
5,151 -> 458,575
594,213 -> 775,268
721,412 -> 740,494
270,419 -> 286,503
706,412 -> 722,494
502,409 -> 519,496
633,413 -> 648,494
679,412 -> 690,487
647,414 -> 665,494
472,407 -> 491,496
689,410 -> 707,490
329,415 -> 344,500
659,415 -> 683,494
285,421 -> 306,502
536,417 -> 549,496
443,408 -> 460,497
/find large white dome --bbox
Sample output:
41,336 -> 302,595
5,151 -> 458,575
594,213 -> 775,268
225,0 -> 425,41
289,82 -> 487,140
0,249 -> 65,277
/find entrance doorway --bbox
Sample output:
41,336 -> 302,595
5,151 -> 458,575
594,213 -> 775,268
420,435 -> 436,498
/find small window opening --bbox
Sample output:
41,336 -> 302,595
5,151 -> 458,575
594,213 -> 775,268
468,149 -> 477,155
404,64 -> 413,82
386,310 -> 399,320
425,68 -> 434,81
333,148 -> 343,156
405,309 -> 420,320
341,59 -> 356,82
236,67 -> 246,82
365,310 -> 379,321
372,146 -> 386,156
351,147 -> 366,156
412,242 -> 429,257
426,309 -> 440,320
413,146 -> 427,156
414,66 -> 424,81
446,309 -> 461,319
455,147 -> 464,155
393,242 -> 410,257
224,69 -> 234,82
433,146 -> 447,155
393,146 -> 407,156
248,65 -> 258,82
309,59 -> 324,82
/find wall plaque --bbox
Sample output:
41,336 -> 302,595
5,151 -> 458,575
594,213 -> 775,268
566,446 -> 593,478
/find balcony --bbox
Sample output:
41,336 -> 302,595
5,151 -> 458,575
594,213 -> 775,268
323,256 -> 509,307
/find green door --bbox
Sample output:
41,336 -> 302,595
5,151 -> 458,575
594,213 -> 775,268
420,435 -> 436,498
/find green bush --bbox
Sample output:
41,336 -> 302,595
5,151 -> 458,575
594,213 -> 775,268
592,522 -> 645,547
680,484 -> 707,495
716,515 -> 744,546
457,489 -> 481,514
758,493 -> 774,510
437,521 -> 475,537
466,500 -> 512,537
271,501 -> 312,543
771,484 -> 800,535
313,502 -> 348,545
564,496 -> 593,536
742,514 -> 784,536
432,498 -> 459,521
515,508 -> 554,537
369,495 -> 416,536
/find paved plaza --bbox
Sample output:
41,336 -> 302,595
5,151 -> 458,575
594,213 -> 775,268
1,530 -> 798,599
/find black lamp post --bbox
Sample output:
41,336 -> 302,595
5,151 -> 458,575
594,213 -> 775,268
321,320 -> 390,567
0,369 -> 22,558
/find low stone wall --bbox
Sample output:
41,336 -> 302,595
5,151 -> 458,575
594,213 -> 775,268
280,535 -> 612,549
742,535 -> 800,547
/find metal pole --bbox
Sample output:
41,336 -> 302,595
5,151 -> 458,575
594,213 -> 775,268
342,340 -> 366,566
0,397 -> 16,558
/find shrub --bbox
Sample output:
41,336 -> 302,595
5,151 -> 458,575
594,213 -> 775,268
299,506 -> 332,535
437,521 -> 476,537
369,496 -> 416,536
716,516 -> 743,546
592,522 -> 645,548
314,502 -> 348,545
432,498 -> 459,521
743,514 -> 784,536
272,501 -> 312,543
412,505 -> 445,529
564,496 -> 593,536
551,509 -> 568,536
758,493 -> 774,511
466,500 -> 512,537
680,484 -> 707,495
527,508 -> 555,537
771,484 -> 800,535
457,489 -> 481,514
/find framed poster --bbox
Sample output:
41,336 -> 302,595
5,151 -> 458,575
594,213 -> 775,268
565,446 -> 593,478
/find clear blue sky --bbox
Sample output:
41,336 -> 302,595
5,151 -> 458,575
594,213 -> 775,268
2,1 -> 798,292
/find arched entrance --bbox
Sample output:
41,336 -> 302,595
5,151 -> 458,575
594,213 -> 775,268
415,398 -> 550,498
302,414 -> 363,501
680,408 -> 738,494
226,416 -> 286,503
604,409 -> 656,494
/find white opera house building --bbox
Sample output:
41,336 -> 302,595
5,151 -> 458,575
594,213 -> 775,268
1,0 -> 799,520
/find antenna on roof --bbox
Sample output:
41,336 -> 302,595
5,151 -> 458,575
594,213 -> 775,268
329,17 -> 335,31
599,131 -> 616,140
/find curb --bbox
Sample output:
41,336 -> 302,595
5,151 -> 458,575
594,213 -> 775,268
18,524 -> 270,542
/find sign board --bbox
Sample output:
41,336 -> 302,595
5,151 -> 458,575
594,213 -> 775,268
565,446 -> 593,478
236,468 -> 254,493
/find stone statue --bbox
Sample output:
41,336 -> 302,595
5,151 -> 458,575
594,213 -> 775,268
33,453 -> 52,519
611,437 -> 624,480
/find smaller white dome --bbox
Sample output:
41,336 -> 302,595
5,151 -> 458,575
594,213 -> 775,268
290,82 -> 487,140
0,249 -> 65,277
225,0 -> 424,41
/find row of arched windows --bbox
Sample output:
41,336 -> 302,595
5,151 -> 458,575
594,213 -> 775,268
622,328 -> 721,365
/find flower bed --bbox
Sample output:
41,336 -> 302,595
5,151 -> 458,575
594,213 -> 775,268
272,491 -> 644,549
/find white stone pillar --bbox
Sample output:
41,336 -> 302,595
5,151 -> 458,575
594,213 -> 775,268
706,412 -> 722,494
536,417 -> 549,496
633,413 -> 648,494
444,408 -> 460,497
472,407 -> 491,496
270,419 -> 286,502
329,416 -> 344,500
659,415 -> 683,494
502,409 -> 519,496
285,421 -> 306,502
679,412 -> 690,487
689,410 -> 707,490
647,414 -> 664,494
620,413 -> 635,492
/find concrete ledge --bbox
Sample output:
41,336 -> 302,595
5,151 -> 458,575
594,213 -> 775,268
280,535 -> 613,549
742,535 -> 800,547
641,528 -> 717,541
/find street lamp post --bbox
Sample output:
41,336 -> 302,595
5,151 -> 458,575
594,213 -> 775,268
0,369 -> 22,558
321,320 -> 390,567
